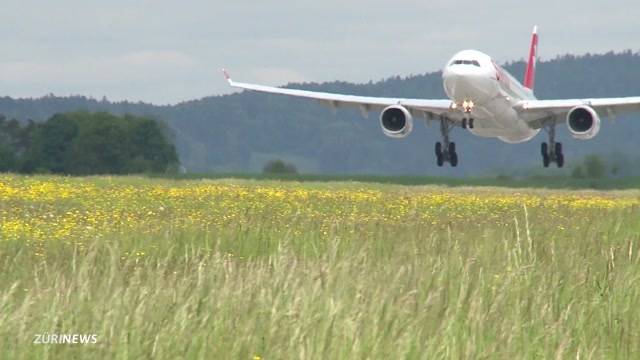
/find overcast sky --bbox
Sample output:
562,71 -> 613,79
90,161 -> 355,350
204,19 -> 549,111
0,0 -> 637,104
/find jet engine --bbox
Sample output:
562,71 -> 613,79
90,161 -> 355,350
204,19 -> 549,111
380,105 -> 413,138
566,105 -> 601,140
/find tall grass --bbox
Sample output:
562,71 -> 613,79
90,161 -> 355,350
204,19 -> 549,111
0,177 -> 639,358
160,172 -> 640,190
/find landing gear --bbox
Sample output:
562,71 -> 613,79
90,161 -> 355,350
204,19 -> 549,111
435,142 -> 444,167
461,118 -> 474,130
435,117 -> 459,167
435,142 -> 458,167
541,121 -> 564,168
541,143 -> 550,167
449,142 -> 459,167
555,142 -> 564,168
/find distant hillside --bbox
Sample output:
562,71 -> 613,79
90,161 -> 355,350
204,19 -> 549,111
1,51 -> 640,176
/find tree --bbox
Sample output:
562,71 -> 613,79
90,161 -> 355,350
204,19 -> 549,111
26,113 -> 79,173
0,143 -> 16,171
263,159 -> 298,174
583,155 -> 607,179
22,112 -> 179,175
127,116 -> 178,173
66,113 -> 132,174
571,165 -> 585,179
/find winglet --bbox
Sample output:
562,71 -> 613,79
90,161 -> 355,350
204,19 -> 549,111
222,69 -> 232,84
523,25 -> 539,91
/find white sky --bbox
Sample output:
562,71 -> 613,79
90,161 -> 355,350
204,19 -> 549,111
0,0 -> 638,104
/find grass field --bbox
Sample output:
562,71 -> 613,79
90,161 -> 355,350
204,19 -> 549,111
165,172 -> 640,190
1,175 -> 640,359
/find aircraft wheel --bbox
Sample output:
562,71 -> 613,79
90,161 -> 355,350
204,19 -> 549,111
461,119 -> 467,129
541,142 -> 548,157
469,118 -> 475,129
448,142 -> 456,154
435,142 -> 444,166
556,153 -> 564,168
542,153 -> 550,167
555,142 -> 563,156
450,152 -> 459,167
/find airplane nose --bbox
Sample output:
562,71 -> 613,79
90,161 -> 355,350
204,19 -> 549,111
443,67 -> 497,105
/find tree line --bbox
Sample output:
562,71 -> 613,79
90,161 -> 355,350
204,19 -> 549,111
0,112 -> 178,175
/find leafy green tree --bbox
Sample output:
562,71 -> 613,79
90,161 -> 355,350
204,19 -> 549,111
127,116 -> 178,173
27,113 -> 79,173
22,112 -> 178,175
0,143 -> 16,171
263,159 -> 298,174
583,155 -> 607,179
571,165 -> 586,179
66,112 -> 131,174
0,115 -> 32,172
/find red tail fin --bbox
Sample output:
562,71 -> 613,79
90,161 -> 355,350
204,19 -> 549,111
523,25 -> 538,90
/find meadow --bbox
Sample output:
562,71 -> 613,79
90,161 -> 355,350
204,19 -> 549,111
1,174 -> 639,359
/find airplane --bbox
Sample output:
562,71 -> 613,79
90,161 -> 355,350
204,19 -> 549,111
223,26 -> 640,168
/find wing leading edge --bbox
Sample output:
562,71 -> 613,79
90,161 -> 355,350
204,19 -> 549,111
223,70 -> 454,119
518,97 -> 640,125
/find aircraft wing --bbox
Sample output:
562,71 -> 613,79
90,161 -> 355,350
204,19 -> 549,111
223,70 -> 455,119
517,97 -> 640,126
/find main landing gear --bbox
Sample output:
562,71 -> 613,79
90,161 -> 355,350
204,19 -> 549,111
435,141 -> 458,167
541,121 -> 564,168
434,116 -> 476,167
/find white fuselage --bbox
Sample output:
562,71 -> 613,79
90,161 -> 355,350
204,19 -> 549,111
442,50 -> 539,143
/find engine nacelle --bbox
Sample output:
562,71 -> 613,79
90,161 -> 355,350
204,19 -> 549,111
380,105 -> 413,138
566,105 -> 601,140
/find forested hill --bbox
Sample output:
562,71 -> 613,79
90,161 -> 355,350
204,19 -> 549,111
1,51 -> 640,176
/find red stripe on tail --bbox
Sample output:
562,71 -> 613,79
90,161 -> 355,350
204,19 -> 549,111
524,26 -> 538,90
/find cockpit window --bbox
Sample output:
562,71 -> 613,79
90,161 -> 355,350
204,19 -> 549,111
450,60 -> 481,67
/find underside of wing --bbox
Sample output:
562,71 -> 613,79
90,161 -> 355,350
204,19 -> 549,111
517,97 -> 640,127
223,70 -> 455,119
